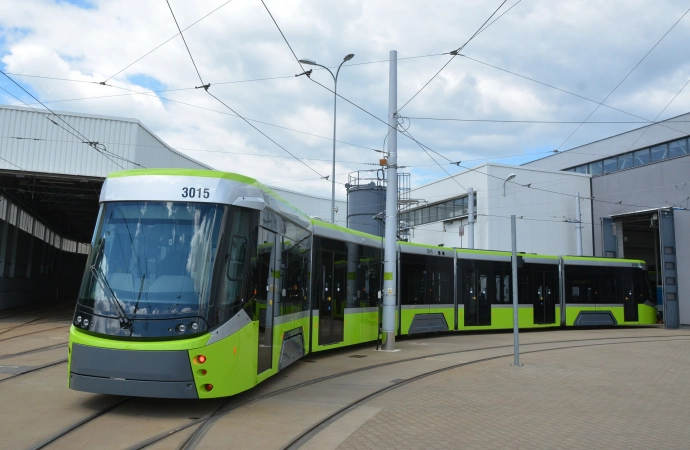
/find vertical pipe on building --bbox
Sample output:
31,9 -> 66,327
468,188 -> 475,249
576,191 -> 583,256
511,215 -> 520,366
382,50 -> 398,351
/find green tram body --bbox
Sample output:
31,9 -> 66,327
68,169 -> 657,399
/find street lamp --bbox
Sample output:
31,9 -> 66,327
503,173 -> 516,196
298,53 -> 355,224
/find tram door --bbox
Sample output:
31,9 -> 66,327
464,268 -> 491,326
318,250 -> 346,345
256,229 -> 277,374
623,272 -> 638,322
533,271 -> 556,325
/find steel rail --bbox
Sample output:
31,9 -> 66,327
122,332 -> 689,449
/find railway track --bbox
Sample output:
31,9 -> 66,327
0,304 -> 75,335
97,333 -> 688,450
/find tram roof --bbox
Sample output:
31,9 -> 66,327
103,169 -> 312,228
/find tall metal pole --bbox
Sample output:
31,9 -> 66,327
575,192 -> 582,256
330,76 -> 338,224
297,56 -> 353,224
467,188 -> 475,249
511,215 -> 520,366
382,50 -> 398,351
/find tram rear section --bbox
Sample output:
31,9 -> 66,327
68,169 -> 657,399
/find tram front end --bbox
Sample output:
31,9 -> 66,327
68,169 -> 266,399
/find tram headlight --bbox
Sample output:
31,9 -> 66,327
76,316 -> 82,324
176,324 -> 186,334
82,318 -> 89,328
190,322 -> 199,332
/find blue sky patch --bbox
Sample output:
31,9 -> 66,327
55,0 -> 96,9
127,74 -> 166,93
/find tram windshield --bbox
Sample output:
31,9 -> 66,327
78,201 -> 225,321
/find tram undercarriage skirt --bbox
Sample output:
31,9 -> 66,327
70,373 -> 198,398
573,311 -> 618,327
408,313 -> 449,334
70,344 -> 197,398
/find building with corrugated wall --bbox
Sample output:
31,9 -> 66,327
0,104 -> 211,309
0,105 -> 347,309
523,112 -> 690,329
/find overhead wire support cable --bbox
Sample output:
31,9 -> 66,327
165,0 -> 207,87
164,0 -> 325,179
554,5 -> 690,151
104,0 -> 233,83
396,0 -> 509,113
0,70 -> 134,170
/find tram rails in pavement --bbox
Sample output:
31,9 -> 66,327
68,169 -> 657,399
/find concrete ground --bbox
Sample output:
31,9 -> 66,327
1,305 -> 689,450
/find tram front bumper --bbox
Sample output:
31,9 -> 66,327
69,344 -> 198,399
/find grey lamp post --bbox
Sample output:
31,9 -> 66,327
503,173 -> 516,196
299,53 -> 355,224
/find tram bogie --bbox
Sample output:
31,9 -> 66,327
68,169 -> 657,399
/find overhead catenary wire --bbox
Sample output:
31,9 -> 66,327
553,5 -> 690,152
0,70 -> 135,170
104,0 -> 234,83
396,0 -> 510,113
251,0 -> 683,211
621,76 -> 690,154
163,0 -> 327,180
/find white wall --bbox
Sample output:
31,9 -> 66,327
407,164 -> 593,256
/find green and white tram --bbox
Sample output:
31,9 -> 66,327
68,169 -> 657,399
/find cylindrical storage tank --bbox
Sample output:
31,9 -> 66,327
347,182 -> 385,237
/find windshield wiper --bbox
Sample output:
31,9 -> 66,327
89,265 -> 132,329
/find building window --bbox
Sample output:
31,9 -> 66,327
669,139 -> 688,158
617,153 -> 633,170
633,148 -> 650,166
603,158 -> 617,174
563,136 -> 689,176
651,143 -> 668,162
589,161 -> 603,175
401,194 -> 474,227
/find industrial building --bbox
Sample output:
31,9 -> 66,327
345,114 -> 689,329
524,113 -> 690,329
0,104 -> 345,310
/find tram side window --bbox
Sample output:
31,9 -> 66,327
243,227 -> 276,323
517,269 -> 533,305
634,269 -> 653,304
565,267 -> 598,303
599,267 -> 621,304
492,263 -> 511,304
401,260 -> 426,305
356,245 -> 382,308
278,233 -> 309,316
220,209 -> 256,311
428,257 -> 453,305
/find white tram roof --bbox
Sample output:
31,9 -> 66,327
100,169 -> 312,230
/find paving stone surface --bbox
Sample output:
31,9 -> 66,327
337,337 -> 690,450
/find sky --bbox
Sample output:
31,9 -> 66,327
1,0 -> 690,201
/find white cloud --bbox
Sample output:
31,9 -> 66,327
1,0 -> 690,199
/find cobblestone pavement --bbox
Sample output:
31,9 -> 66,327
336,335 -> 690,450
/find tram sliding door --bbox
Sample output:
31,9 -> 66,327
533,270 -> 556,324
255,228 -> 277,374
464,267 -> 491,326
623,270 -> 638,322
318,250 -> 346,345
